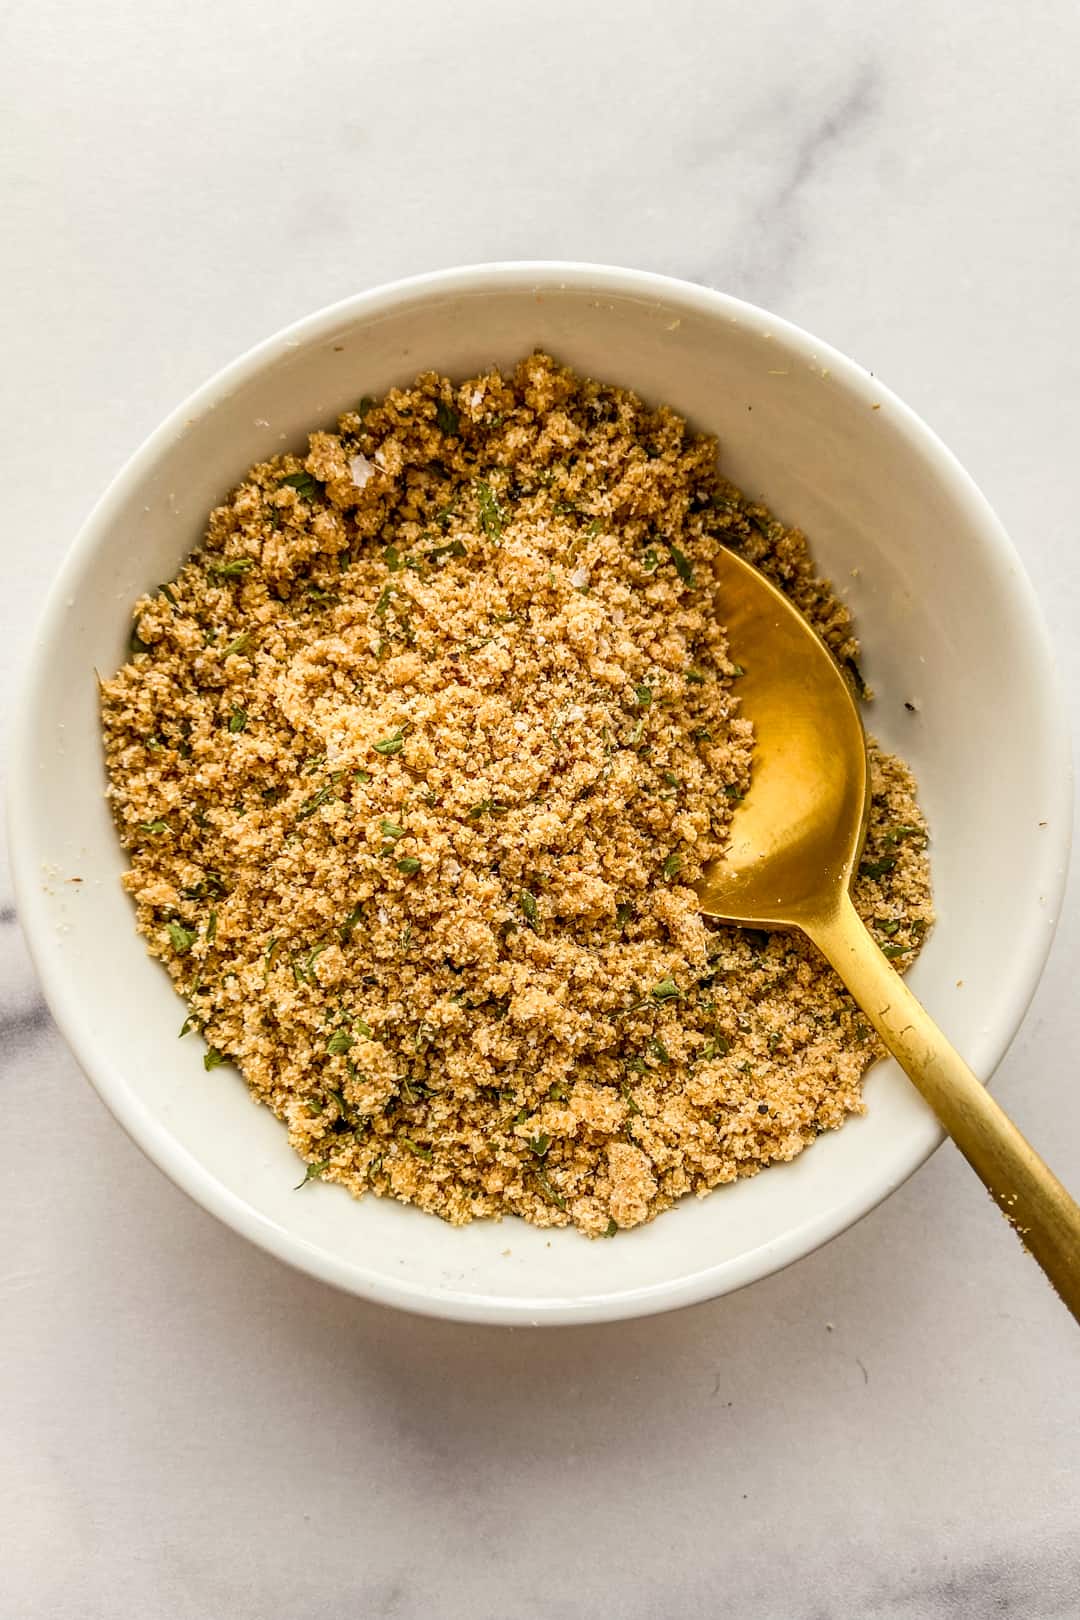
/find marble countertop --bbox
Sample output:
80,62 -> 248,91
3,1 -> 1078,1615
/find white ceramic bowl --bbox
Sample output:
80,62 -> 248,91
8,264 -> 1071,1324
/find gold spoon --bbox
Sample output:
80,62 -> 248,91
697,546 -> 1080,1319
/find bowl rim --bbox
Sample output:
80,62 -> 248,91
8,260 -> 1073,1325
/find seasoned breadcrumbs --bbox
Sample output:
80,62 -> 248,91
100,353 -> 932,1237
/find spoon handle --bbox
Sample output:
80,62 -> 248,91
808,892 -> 1080,1322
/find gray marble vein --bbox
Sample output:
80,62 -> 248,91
682,55 -> 883,305
0,995 -> 52,1043
769,63 -> 881,222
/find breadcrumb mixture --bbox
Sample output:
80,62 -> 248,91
100,353 -> 932,1237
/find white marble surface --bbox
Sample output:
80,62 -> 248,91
3,1 -> 1079,1614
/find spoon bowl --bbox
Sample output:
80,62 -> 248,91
699,547 -> 870,927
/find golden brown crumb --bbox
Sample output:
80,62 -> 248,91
100,353 -> 932,1236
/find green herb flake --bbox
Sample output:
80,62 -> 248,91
401,1136 -> 432,1161
167,920 -> 196,955
297,783 -> 336,821
876,918 -> 901,937
882,943 -> 908,961
712,493 -> 741,521
859,856 -> 897,880
205,909 -> 218,945
668,544 -> 695,586
139,818 -> 170,835
380,818 -> 405,841
519,890 -> 539,927
603,1218 -> 618,1238
642,547 -> 659,572
222,632 -> 253,659
634,684 -> 653,708
662,852 -> 684,881
203,1048 -> 225,1071
527,1132 -> 552,1158
292,942 -> 329,986
685,669 -> 706,684
294,1159 -> 330,1190
228,708 -> 248,733
427,538 -> 467,563
535,1170 -> 567,1211
373,732 -> 404,756
474,479 -> 506,540
180,872 -> 225,903
396,856 -> 421,876
468,798 -> 509,820
650,977 -> 680,1002
882,823 -> 927,848
178,1011 -> 200,1038
327,1030 -> 354,1056
435,400 -> 460,436
207,556 -> 256,580
278,471 -> 323,502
